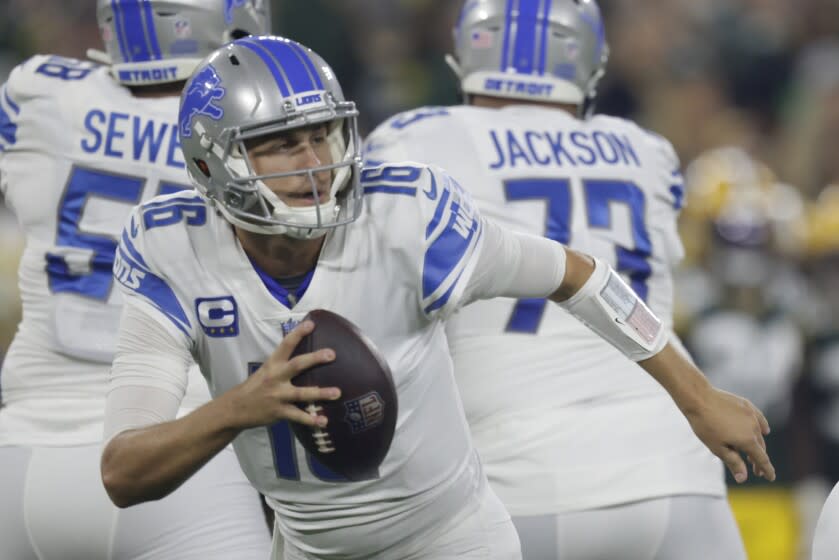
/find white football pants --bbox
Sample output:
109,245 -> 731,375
0,444 -> 271,560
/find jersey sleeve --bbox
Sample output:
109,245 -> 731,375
368,164 -> 484,320
362,106 -> 451,166
114,204 -> 197,346
642,130 -> 686,267
0,55 -> 99,195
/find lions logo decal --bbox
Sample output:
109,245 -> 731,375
180,64 -> 226,138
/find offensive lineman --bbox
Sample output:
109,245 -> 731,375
0,2 -> 272,558
100,35 -> 773,560
362,1 -> 746,558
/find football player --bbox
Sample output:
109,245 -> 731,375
0,2 -> 272,558
101,35 -> 774,559
362,2 -> 751,558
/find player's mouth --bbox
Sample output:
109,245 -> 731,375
284,189 -> 329,206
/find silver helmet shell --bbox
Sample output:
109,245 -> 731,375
91,0 -> 271,85
449,0 -> 609,105
178,36 -> 363,239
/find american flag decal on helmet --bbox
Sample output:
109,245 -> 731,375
344,392 -> 385,434
471,30 -> 494,49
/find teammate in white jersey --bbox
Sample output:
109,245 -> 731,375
362,1 -> 748,558
100,35 -> 774,560
0,2 -> 273,559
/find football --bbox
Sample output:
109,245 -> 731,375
290,309 -> 398,481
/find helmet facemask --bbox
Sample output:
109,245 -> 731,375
194,100 -> 363,239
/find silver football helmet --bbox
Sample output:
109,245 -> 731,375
448,0 -> 609,105
88,0 -> 271,85
178,36 -> 363,239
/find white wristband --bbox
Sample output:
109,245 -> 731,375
559,257 -> 667,361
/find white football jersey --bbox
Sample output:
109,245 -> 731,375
364,105 -> 724,515
0,55 -> 210,446
114,165 -> 494,557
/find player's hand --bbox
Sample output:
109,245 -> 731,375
228,320 -> 341,430
684,386 -> 775,483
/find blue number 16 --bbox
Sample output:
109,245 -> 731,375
504,178 -> 652,334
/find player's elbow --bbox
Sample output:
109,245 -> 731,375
100,438 -> 157,508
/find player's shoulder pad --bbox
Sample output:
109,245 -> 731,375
363,106 -> 452,166
361,162 -> 483,316
3,55 -> 104,103
591,115 -> 685,211
114,192 -> 208,339
639,128 -> 685,211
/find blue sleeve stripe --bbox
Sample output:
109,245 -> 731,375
0,102 -> 18,145
142,194 -> 203,210
239,39 -> 292,97
670,184 -> 685,210
120,229 -> 149,269
424,267 -> 463,314
364,159 -> 385,167
422,202 -> 480,300
423,227 -> 483,314
2,87 -> 19,114
425,186 -> 450,240
116,245 -> 191,336
363,185 -> 417,196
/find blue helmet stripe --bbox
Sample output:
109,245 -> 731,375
141,0 -> 162,59
110,0 -> 130,62
288,41 -> 324,89
263,40 -> 318,93
119,1 -> 154,62
239,39 -> 292,96
511,0 -> 540,74
500,0 -> 515,70
538,0 -> 552,75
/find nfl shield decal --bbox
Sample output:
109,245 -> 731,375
344,392 -> 385,433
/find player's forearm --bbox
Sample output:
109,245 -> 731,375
101,393 -> 242,508
548,251 -> 713,413
549,247 -> 596,302
637,343 -> 712,414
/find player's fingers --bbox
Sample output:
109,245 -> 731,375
754,406 -> 771,436
286,385 -> 341,403
280,349 -> 336,380
280,403 -> 328,428
719,446 -> 749,484
746,441 -> 776,482
755,429 -> 766,452
272,320 -> 315,362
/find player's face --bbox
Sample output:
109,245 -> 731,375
246,124 -> 333,207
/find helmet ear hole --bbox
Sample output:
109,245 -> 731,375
230,29 -> 251,40
195,159 -> 211,178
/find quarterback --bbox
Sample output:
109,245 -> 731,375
101,35 -> 774,560
363,1 -> 748,558
0,1 -> 272,558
